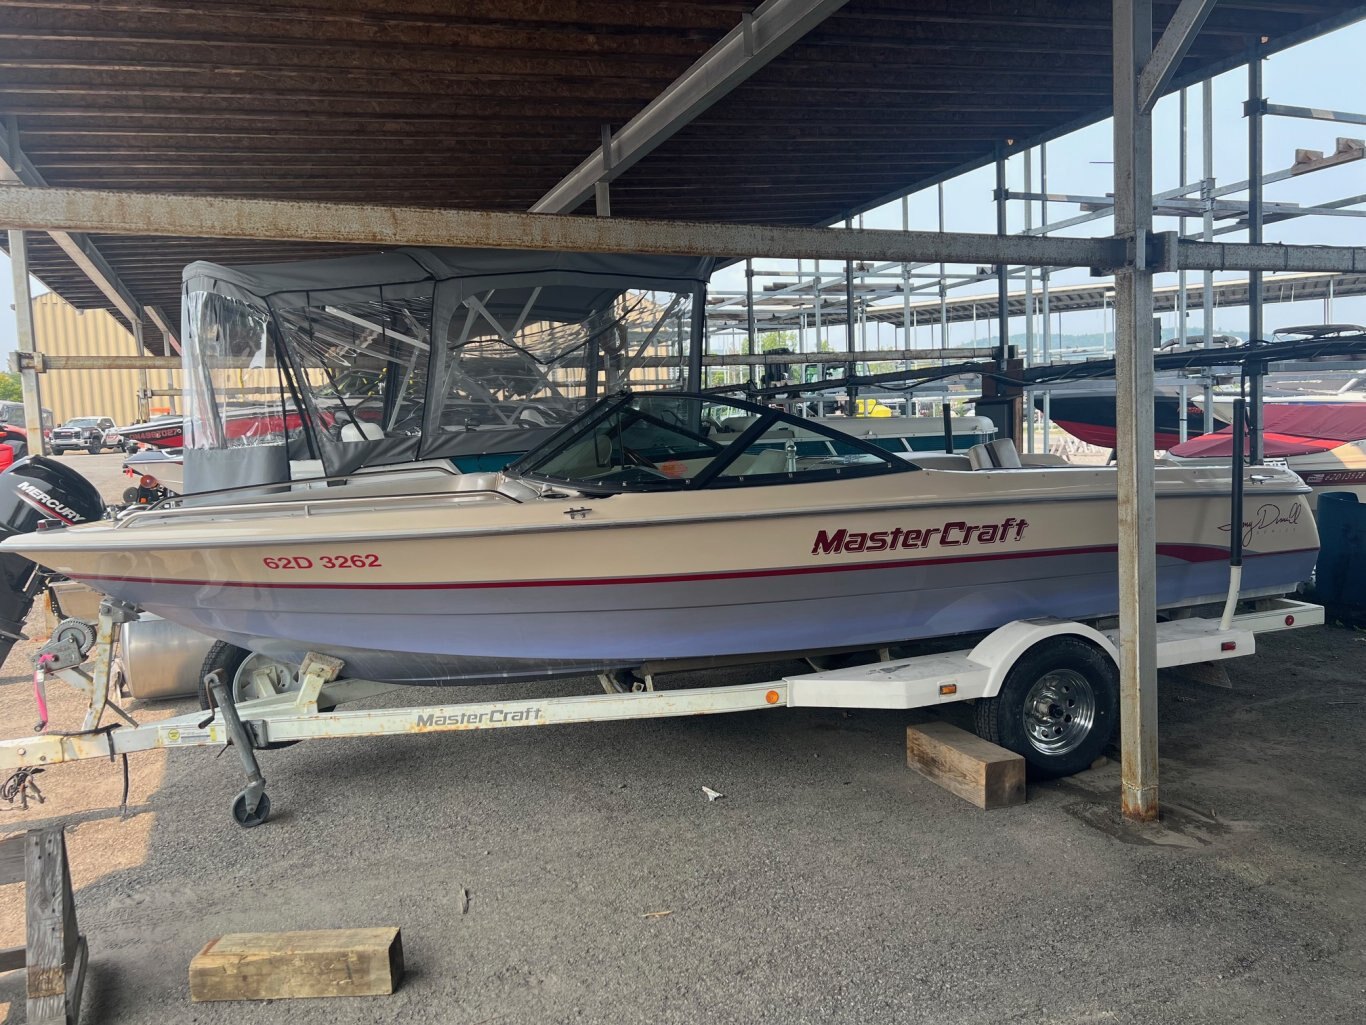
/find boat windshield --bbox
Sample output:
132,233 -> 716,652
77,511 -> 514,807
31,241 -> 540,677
511,393 -> 911,493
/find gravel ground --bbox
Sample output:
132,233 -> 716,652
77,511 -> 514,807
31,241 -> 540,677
1,452 -> 1363,1024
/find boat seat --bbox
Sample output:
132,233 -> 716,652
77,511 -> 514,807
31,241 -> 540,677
989,439 -> 1023,467
909,453 -> 974,471
339,420 -> 386,443
967,438 -> 1023,470
718,415 -> 760,434
746,448 -> 790,475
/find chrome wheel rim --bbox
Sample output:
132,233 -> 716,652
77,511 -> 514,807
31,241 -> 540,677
1022,669 -> 1096,756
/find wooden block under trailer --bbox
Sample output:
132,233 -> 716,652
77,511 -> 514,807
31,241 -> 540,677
905,721 -> 1026,810
189,927 -> 403,1002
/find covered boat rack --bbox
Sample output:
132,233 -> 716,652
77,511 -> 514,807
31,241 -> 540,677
3,0 -> 1364,824
0,595 -> 1324,828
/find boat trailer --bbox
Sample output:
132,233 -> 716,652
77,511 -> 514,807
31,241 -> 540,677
0,596 -> 1324,827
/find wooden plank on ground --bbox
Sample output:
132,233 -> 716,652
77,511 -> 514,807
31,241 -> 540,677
906,721 -> 1026,810
189,928 -> 404,1002
0,946 -> 25,973
26,827 -> 81,1025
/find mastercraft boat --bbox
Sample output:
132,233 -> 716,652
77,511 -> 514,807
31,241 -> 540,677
0,247 -> 1320,686
4,389 -> 1319,684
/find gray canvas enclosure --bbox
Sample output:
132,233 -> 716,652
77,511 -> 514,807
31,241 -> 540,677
179,247 -> 715,491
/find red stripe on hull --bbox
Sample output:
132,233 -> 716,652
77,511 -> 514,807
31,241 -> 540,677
68,541 -> 1300,593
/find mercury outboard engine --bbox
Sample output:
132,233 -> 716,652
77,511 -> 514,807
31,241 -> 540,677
0,456 -> 106,668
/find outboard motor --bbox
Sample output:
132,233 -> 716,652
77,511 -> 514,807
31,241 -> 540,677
0,456 -> 106,668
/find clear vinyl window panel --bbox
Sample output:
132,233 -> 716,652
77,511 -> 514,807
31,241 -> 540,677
183,290 -> 296,451
436,287 -> 692,433
275,295 -> 434,444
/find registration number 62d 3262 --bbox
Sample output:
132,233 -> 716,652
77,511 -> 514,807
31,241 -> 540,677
262,554 -> 382,570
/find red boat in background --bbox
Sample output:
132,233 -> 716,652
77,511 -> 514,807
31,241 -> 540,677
119,408 -> 311,450
117,415 -> 184,449
1040,392 -> 1226,450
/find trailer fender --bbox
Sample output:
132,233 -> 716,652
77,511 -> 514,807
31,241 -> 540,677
967,618 -> 1119,699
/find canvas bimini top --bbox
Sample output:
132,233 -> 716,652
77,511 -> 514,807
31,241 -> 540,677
178,248 -> 716,492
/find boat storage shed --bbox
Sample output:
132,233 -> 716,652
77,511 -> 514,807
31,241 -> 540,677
2,0 -> 1366,819
2,4 -> 1366,1023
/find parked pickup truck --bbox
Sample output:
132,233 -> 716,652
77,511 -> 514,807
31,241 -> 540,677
50,416 -> 122,455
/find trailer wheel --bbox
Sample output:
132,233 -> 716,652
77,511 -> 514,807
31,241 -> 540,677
198,640 -> 249,711
973,636 -> 1118,779
199,642 -> 333,747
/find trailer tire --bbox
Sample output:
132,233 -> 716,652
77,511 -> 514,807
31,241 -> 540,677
973,636 -> 1118,779
199,641 -> 309,751
198,640 -> 249,711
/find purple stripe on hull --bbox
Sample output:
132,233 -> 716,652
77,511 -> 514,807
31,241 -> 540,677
87,548 -> 1317,684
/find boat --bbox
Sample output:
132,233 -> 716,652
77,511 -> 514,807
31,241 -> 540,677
2,388 -> 1319,685
117,408 -> 313,452
117,414 -> 188,450
1166,403 -> 1366,509
1040,389 -> 1226,450
0,247 -> 1318,687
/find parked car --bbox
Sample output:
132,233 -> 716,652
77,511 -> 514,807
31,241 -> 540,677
0,401 -> 54,442
50,416 -> 122,455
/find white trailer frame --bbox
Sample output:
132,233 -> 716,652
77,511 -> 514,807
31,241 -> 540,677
0,597 -> 1323,826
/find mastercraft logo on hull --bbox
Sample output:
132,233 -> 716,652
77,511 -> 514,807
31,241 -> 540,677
812,518 -> 1030,555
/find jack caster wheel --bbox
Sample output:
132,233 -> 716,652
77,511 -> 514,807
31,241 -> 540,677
231,790 -> 271,828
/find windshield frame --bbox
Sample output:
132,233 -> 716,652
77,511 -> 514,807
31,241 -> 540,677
508,391 -> 915,495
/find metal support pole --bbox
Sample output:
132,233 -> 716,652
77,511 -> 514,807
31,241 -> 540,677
7,230 -> 47,455
1041,142 -> 1052,453
845,258 -> 857,411
131,320 -> 151,423
1113,0 -> 1160,822
1023,149 -> 1035,370
813,260 -> 822,397
1246,49 -> 1265,463
1178,90 -> 1189,446
745,258 -> 757,386
1177,87 -> 1189,352
995,145 -> 1010,370
1202,77 -> 1216,433
687,284 -> 706,391
1024,148 -> 1036,452
901,195 -> 912,352
937,183 -> 949,350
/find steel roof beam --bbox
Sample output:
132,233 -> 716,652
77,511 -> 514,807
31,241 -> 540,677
1138,0 -> 1218,112
4,184 -> 1366,276
531,0 -> 851,215
0,183 -> 1121,267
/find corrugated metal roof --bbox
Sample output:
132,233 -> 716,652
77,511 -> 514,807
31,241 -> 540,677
3,0 -> 1363,354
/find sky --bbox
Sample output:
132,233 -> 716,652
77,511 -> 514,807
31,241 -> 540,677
1,17 -> 1363,360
